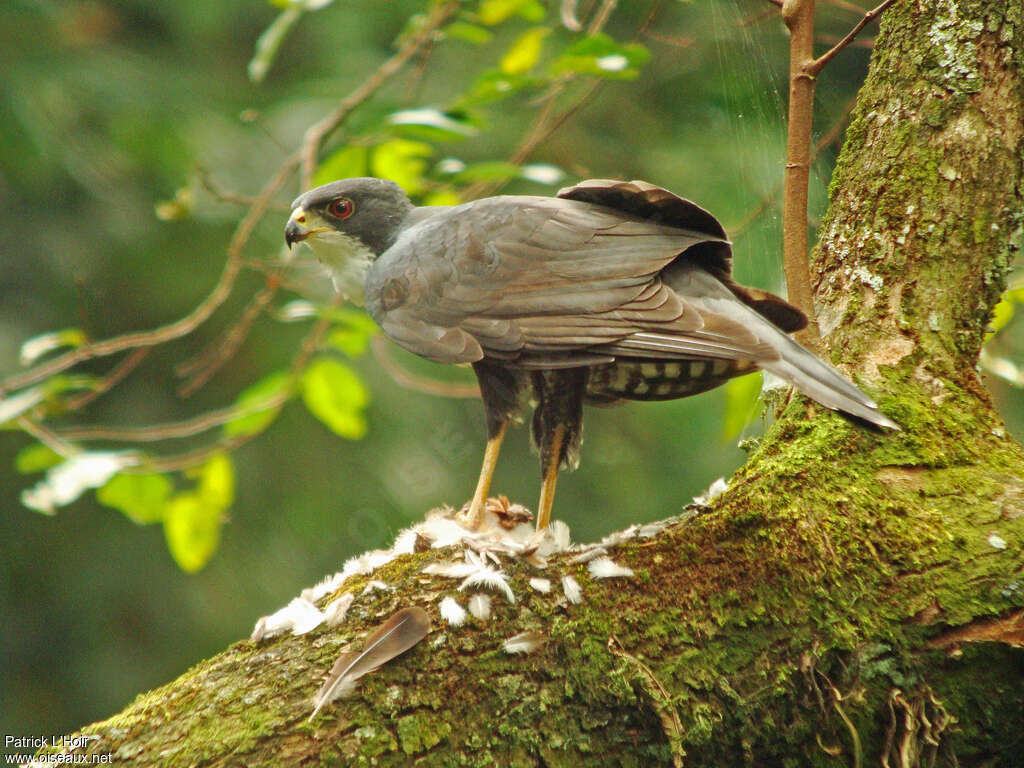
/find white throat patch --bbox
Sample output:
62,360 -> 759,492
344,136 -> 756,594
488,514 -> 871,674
303,230 -> 375,306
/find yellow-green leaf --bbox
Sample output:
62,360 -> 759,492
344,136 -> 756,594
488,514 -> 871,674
14,443 -> 63,474
477,0 -> 543,25
500,27 -> 549,75
301,357 -> 369,439
424,189 -> 462,207
722,371 -> 763,440
190,453 -> 235,509
163,493 -> 222,573
444,20 -> 493,45
96,472 -> 172,525
326,327 -> 371,358
223,371 -> 293,438
370,139 -> 433,195
312,144 -> 369,188
987,296 -> 1015,340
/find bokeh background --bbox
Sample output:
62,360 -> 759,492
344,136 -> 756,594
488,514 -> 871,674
2,0 -> 1021,744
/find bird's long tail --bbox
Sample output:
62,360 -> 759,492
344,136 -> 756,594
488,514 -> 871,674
758,330 -> 899,429
671,264 -> 900,430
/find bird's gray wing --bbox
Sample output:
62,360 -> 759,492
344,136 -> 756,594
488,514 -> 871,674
367,195 -> 774,364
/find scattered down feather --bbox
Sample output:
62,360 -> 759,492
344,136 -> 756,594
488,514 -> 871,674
467,593 -> 492,621
439,596 -> 467,627
310,607 -> 431,719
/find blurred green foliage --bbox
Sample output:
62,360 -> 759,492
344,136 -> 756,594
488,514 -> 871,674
2,0 -> 1021,745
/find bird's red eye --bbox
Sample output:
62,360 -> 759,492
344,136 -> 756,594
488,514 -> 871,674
328,197 -> 354,219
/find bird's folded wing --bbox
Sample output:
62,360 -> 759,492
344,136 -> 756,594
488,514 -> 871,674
371,195 -> 776,364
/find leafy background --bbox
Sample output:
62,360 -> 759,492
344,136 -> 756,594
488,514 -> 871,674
2,0 -> 1021,742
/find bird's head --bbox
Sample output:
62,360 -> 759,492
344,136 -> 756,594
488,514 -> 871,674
285,177 -> 413,303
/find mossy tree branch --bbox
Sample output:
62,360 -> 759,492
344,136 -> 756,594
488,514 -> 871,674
38,2 -> 1024,766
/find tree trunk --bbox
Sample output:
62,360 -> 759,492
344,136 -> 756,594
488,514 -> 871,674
38,3 -> 1024,766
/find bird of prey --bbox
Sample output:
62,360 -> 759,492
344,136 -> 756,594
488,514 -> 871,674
285,177 -> 897,531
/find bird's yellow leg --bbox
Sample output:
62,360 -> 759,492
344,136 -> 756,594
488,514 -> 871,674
457,421 -> 507,530
535,423 -> 566,531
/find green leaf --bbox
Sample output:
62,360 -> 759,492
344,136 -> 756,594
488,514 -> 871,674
500,27 -> 550,75
448,160 -> 524,184
14,443 -> 63,474
551,34 -> 651,79
223,371 -> 293,438
460,70 -> 537,106
986,283 -> 1024,340
370,139 -> 434,195
444,20 -> 493,45
96,472 -> 172,525
190,453 -> 235,509
248,6 -> 302,84
163,493 -> 222,573
326,327 -> 373,358
301,357 -> 369,439
386,109 -> 479,142
722,371 -> 763,440
319,306 -> 381,333
476,0 -> 544,25
312,144 -> 368,188
424,189 -> 462,207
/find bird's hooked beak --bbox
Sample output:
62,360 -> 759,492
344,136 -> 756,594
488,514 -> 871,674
285,207 -> 313,248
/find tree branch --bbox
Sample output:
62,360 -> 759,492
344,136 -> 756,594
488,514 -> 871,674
0,156 -> 298,399
781,0 -> 822,347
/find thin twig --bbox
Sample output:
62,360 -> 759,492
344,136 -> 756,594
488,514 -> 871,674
56,390 -> 292,443
198,169 -> 289,210
642,29 -> 695,47
461,77 -> 604,201
808,0 -> 897,75
176,280 -> 281,397
817,33 -> 874,49
740,6 -> 781,28
143,434 -> 255,473
823,0 -> 871,14
607,636 -> 685,768
766,0 -> 784,7
63,347 -> 151,412
560,0 -> 582,31
299,2 -> 457,189
17,416 -> 79,459
586,0 -> 619,35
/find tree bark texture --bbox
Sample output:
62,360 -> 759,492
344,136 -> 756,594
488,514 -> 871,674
38,2 -> 1024,766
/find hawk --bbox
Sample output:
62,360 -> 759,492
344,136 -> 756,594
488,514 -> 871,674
285,178 -> 897,530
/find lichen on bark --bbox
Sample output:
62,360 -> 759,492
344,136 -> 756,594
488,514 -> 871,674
37,2 -> 1024,766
